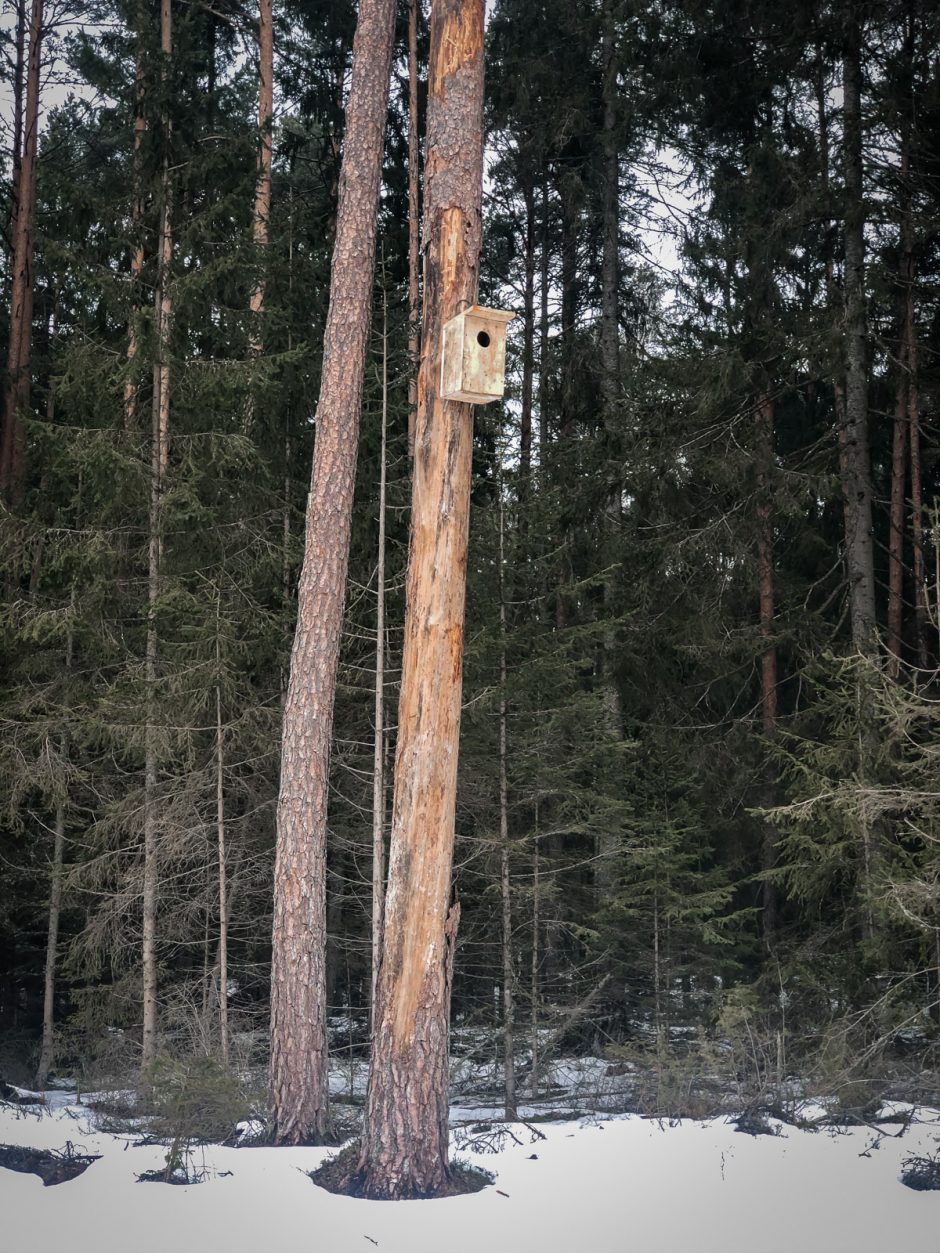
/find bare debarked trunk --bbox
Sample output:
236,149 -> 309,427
269,0 -> 396,1146
358,0 -> 485,1198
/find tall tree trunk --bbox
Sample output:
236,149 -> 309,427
371,288 -> 389,1022
215,591 -> 230,1068
269,0 -> 396,1146
756,395 -> 779,940
887,6 -> 915,681
358,0 -> 485,1198
123,43 -> 146,435
529,800 -> 540,1099
520,174 -> 535,489
248,0 -> 274,355
842,16 -> 881,941
887,178 -> 912,680
596,2 -> 622,898
406,0 -> 420,460
1,0 -> 42,500
538,178 -> 550,460
598,2 -> 619,433
10,0 -> 25,234
498,499 -> 516,1119
36,799 -> 65,1088
909,335 -> 927,668
815,51 -> 851,550
558,174 -> 579,441
142,0 -> 174,1075
841,18 -> 877,655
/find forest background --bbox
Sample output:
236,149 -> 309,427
2,0 -> 940,1127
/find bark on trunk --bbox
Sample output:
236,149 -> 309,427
520,175 -> 535,489
529,805 -> 540,1099
215,592 -> 229,1068
270,0 -> 396,1146
123,44 -> 146,435
371,290 -> 389,1023
10,0 -> 25,233
887,107 -> 914,679
841,21 -> 877,654
358,0 -> 485,1198
815,52 -> 852,553
142,0 -> 174,1076
909,340 -> 927,668
887,246 -> 912,679
756,395 -> 779,941
498,501 -> 516,1119
406,0 -> 420,460
559,175 -> 579,441
0,0 -> 42,500
596,4 -> 622,897
36,795 -> 66,1088
248,0 -> 274,352
538,178 -> 550,460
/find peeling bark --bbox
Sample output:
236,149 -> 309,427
359,0 -> 485,1198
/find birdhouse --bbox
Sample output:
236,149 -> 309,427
440,305 -> 515,404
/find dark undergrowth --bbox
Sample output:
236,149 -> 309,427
0,1141 -> 99,1185
310,1142 -> 494,1199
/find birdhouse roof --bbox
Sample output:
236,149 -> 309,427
462,304 -> 515,324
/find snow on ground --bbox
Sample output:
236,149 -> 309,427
2,1092 -> 939,1253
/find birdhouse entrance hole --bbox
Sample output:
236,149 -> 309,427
477,330 -> 490,347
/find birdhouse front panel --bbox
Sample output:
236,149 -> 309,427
440,305 -> 515,404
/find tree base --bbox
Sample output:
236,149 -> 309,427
309,1142 -> 493,1200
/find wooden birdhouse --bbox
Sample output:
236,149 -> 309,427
440,305 -> 515,404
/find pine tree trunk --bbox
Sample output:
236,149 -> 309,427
498,500 -> 516,1119
520,175 -> 535,489
887,221 -> 912,679
36,796 -> 66,1088
270,0 -> 396,1146
123,43 -> 146,434
0,0 -> 42,501
756,395 -> 779,941
142,0 -> 174,1076
358,0 -> 485,1198
529,805 -> 540,1099
406,0 -> 420,460
538,178 -> 550,460
9,0 -> 25,230
814,51 -> 852,552
596,2 -> 622,900
559,177 -> 579,441
215,591 -> 229,1068
248,0 -> 274,351
841,20 -> 877,655
909,340 -> 927,668
371,290 -> 389,1023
